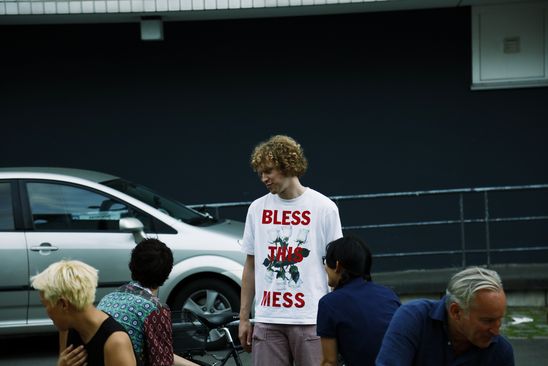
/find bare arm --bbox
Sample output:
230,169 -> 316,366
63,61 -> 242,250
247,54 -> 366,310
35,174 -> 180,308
173,354 -> 200,366
320,337 -> 339,366
238,254 -> 255,353
59,330 -> 68,354
104,332 -> 136,366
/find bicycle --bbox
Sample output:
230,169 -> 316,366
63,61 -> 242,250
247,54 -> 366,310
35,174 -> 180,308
172,305 -> 245,366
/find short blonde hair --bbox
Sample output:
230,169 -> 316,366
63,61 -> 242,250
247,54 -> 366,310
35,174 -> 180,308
250,135 -> 308,177
31,260 -> 98,311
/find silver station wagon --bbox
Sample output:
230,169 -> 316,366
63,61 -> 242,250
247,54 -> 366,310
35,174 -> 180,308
0,167 -> 245,346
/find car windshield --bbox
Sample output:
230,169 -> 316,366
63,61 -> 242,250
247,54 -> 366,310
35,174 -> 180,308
101,178 -> 215,226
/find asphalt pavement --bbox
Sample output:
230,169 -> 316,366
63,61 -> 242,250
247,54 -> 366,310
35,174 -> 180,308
0,333 -> 546,365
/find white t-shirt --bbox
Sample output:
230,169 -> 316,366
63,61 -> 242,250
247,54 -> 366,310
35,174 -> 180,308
241,188 -> 343,324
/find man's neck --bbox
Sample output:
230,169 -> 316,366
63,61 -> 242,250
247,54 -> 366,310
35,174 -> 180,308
451,339 -> 472,356
448,320 -> 472,356
72,306 -> 108,343
133,281 -> 158,296
278,178 -> 306,200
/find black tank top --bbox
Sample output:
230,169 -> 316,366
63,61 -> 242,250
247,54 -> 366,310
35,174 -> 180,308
66,315 -> 129,366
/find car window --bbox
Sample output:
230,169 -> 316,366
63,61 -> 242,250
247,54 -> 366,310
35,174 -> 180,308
102,178 -> 216,226
26,182 -> 176,234
27,182 -> 130,231
0,183 -> 14,231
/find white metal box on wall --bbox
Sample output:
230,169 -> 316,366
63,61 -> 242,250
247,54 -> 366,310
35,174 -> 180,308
472,1 -> 548,90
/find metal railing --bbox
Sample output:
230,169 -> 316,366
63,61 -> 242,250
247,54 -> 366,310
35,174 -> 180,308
189,184 -> 548,269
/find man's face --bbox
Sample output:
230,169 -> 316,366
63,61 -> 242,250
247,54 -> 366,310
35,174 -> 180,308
456,290 -> 506,348
257,165 -> 291,195
39,292 -> 69,331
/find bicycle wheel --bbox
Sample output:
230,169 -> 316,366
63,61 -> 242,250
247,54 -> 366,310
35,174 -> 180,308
171,279 -> 240,350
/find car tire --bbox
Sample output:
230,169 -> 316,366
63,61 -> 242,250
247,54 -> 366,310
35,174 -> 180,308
171,279 -> 240,351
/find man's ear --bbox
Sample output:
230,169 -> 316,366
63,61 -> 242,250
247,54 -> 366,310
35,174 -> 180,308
448,302 -> 461,321
335,261 -> 343,273
57,298 -> 70,311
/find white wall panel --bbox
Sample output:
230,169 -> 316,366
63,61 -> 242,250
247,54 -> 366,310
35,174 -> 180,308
472,1 -> 548,89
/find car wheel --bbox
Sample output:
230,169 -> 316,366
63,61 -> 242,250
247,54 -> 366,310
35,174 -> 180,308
171,279 -> 240,351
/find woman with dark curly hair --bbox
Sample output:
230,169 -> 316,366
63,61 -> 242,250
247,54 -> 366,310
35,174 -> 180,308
98,238 -> 197,366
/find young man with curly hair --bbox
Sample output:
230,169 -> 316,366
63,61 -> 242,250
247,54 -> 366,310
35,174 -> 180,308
238,135 -> 343,366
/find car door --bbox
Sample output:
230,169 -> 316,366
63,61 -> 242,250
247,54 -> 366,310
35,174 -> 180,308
0,181 -> 29,329
22,180 -> 140,326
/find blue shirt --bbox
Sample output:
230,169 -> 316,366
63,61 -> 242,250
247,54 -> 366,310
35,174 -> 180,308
375,296 -> 515,366
317,278 -> 401,366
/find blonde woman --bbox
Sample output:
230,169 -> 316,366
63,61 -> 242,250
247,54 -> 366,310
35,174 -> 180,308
31,260 -> 136,366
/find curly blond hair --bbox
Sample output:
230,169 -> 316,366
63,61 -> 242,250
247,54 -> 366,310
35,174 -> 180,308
31,260 -> 98,311
250,135 -> 308,177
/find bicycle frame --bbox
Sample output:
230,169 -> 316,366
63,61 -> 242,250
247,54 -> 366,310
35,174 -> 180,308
172,311 -> 244,366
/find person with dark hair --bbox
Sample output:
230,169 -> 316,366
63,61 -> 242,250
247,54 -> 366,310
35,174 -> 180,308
128,238 -> 174,290
97,238 -> 197,366
359,239 -> 373,282
317,236 -> 400,366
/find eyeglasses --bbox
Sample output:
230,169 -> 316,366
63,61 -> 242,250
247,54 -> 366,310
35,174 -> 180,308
322,256 -> 326,265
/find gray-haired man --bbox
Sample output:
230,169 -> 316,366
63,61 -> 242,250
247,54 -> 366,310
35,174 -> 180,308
376,266 -> 514,366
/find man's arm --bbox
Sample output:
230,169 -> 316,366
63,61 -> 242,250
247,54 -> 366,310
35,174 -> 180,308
173,354 -> 199,366
324,205 -> 343,244
238,254 -> 255,353
376,305 -> 420,366
320,337 -> 338,366
59,330 -> 68,353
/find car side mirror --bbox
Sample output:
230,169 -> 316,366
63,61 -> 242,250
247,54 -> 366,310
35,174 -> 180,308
119,217 -> 146,244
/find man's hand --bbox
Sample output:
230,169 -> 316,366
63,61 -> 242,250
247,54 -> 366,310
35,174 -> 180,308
239,255 -> 255,353
238,319 -> 253,353
58,344 -> 87,366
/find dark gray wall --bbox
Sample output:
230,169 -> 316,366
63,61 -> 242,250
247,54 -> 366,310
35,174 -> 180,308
1,7 -> 547,270
2,7 -> 547,204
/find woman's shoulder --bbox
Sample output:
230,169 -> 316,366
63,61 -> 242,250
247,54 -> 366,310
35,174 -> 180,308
319,287 -> 349,307
102,315 -> 128,333
103,330 -> 136,366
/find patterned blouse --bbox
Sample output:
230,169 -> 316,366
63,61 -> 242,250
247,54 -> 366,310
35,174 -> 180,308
98,281 -> 174,366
